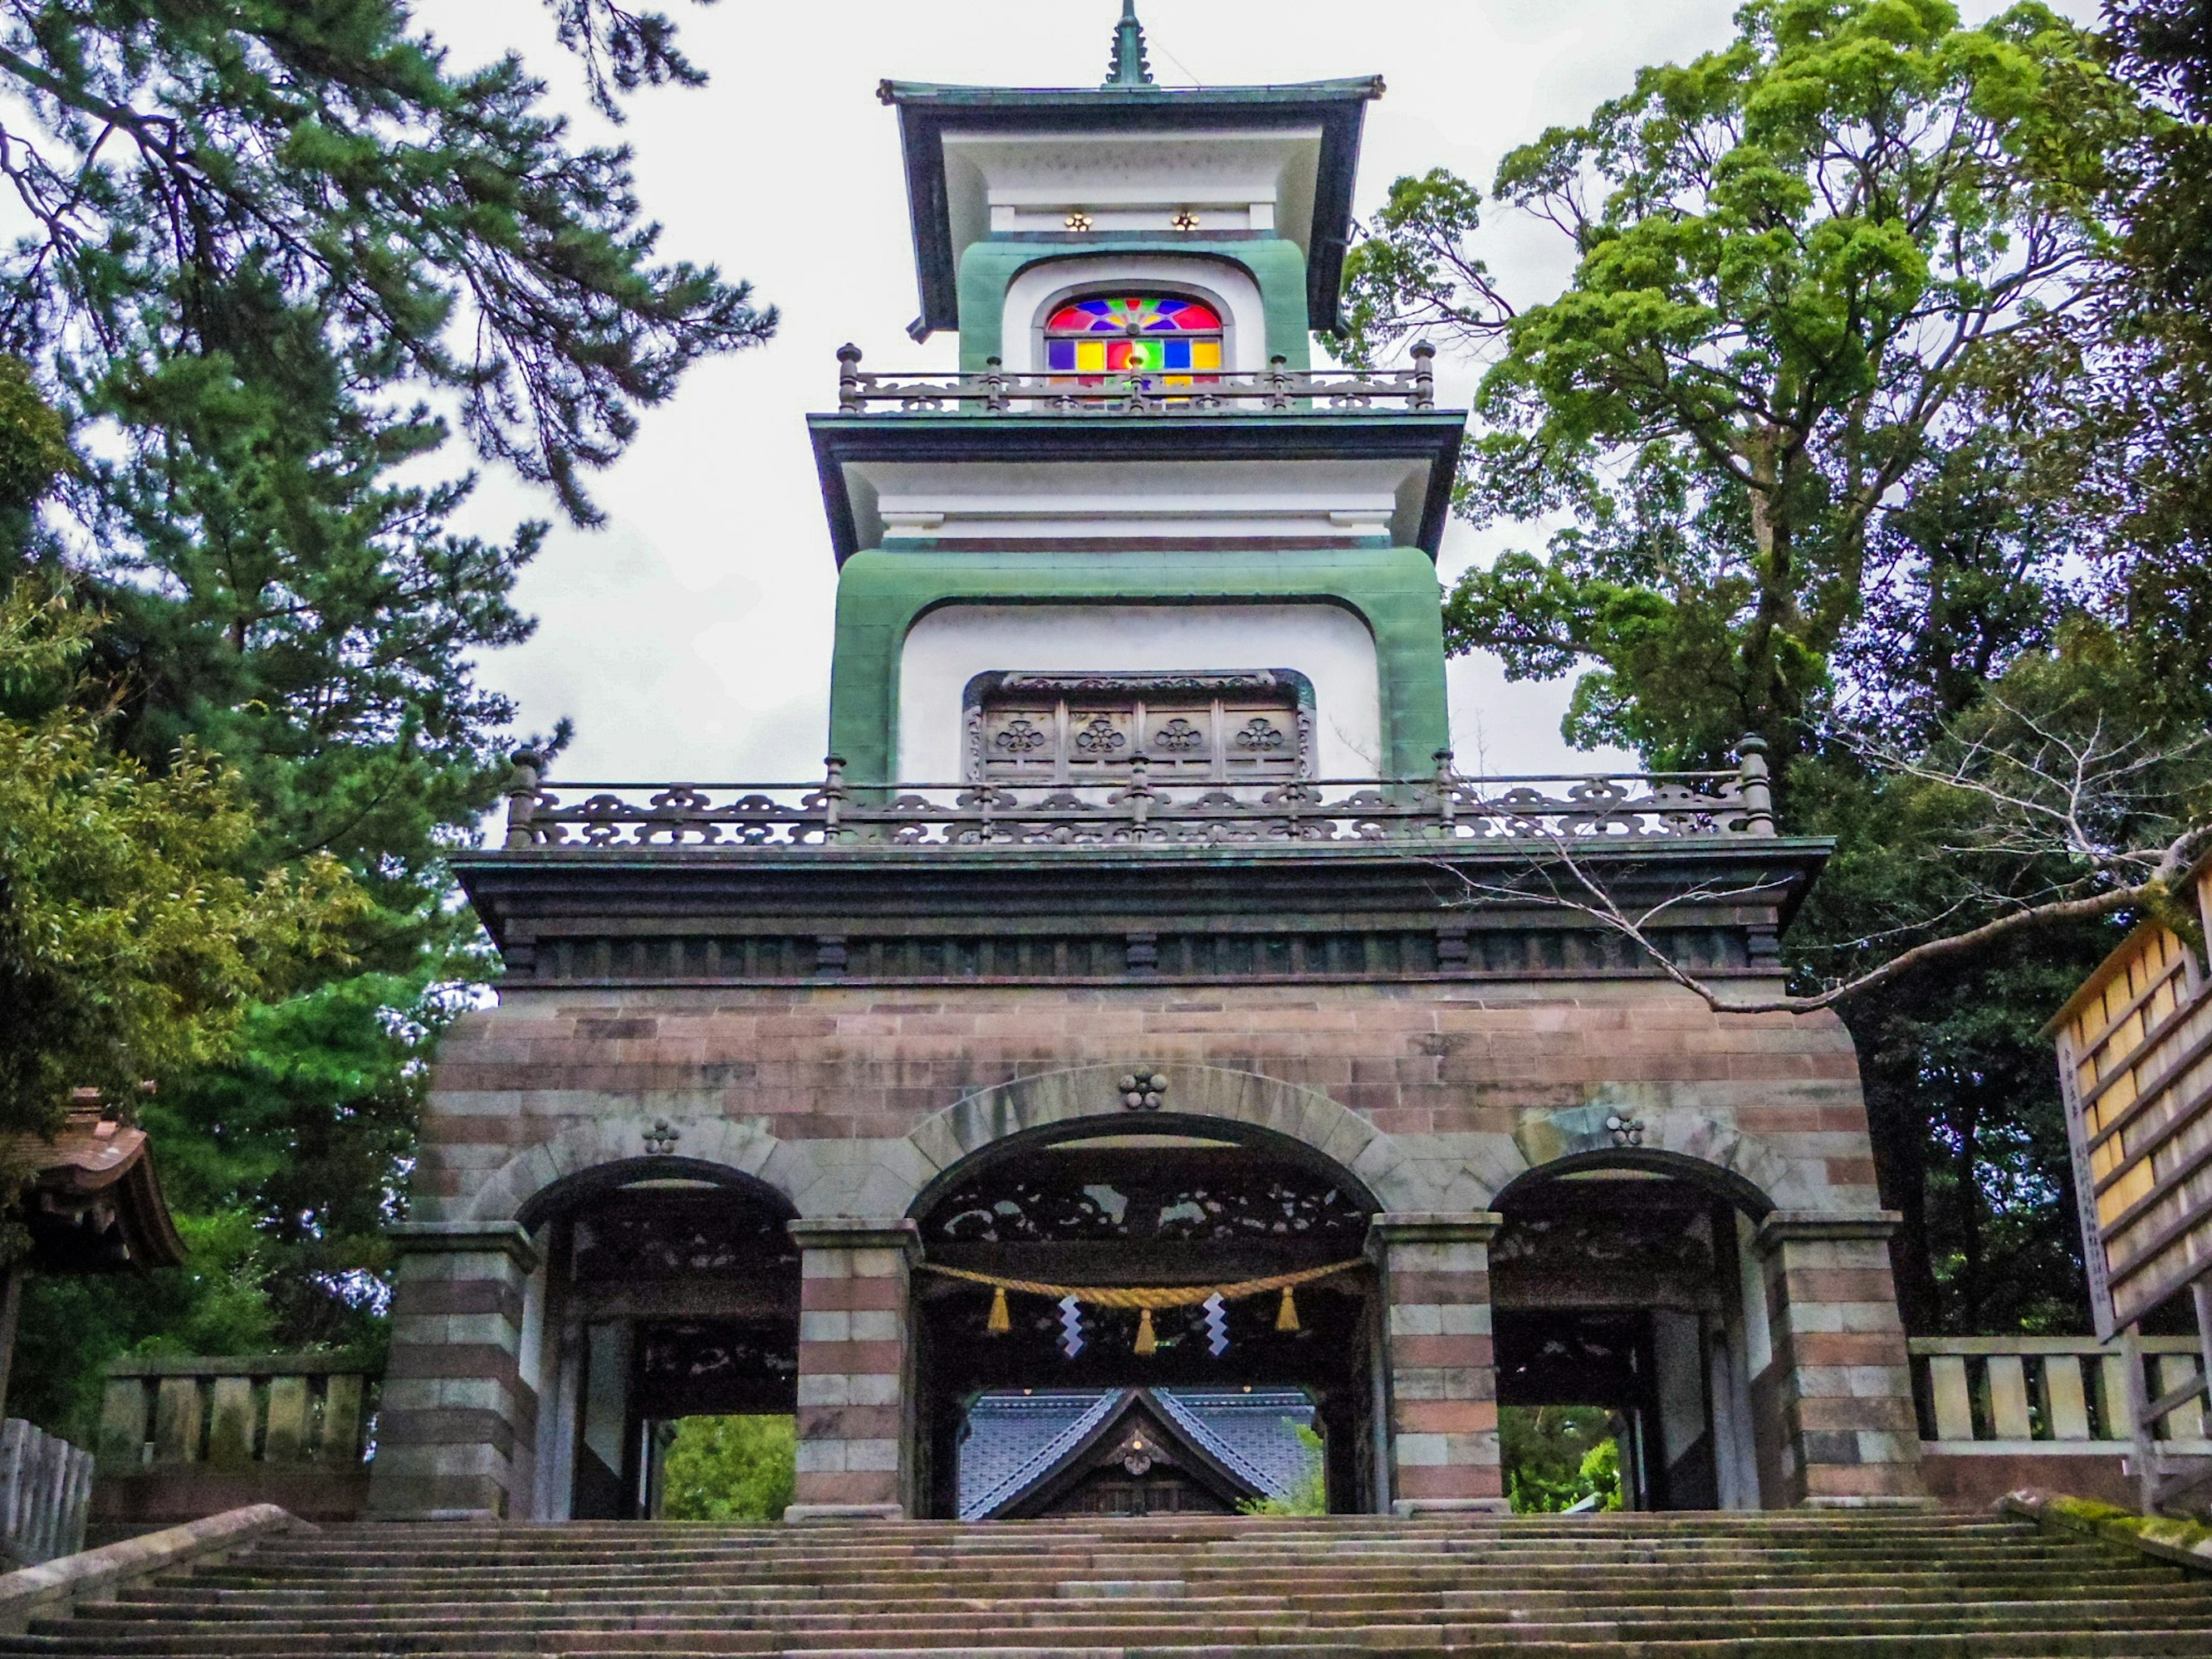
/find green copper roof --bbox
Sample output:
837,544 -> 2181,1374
874,77 -> 1385,112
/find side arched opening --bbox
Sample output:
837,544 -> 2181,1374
519,1158 -> 800,1520
906,1114 -> 1383,1520
1488,1150 -> 1777,1513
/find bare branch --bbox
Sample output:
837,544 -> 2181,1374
1424,810 -> 2212,1018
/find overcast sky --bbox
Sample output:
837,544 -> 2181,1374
430,0 -> 2089,787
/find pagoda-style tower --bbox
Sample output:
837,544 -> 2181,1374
368,8 -> 1928,1527
816,13 -> 1452,790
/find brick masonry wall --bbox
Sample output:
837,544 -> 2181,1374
789,1220 -> 918,1520
1370,1214 -> 1506,1514
368,1225 -> 539,1521
393,975 -> 1923,1515
1758,1217 -> 1927,1506
416,978 -> 1880,1225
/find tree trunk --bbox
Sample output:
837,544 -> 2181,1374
1954,1101 -> 1984,1334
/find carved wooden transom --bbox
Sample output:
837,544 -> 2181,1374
969,672 -> 1311,785
570,1195 -> 798,1283
927,1146 -> 1366,1245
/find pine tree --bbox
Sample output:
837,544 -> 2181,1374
0,0 -> 774,1424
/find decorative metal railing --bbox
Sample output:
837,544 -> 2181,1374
1909,1335 -> 2211,1449
497,746 -> 1778,851
98,1354 -> 376,1473
834,342 -> 1437,415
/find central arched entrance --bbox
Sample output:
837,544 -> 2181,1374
1489,1151 -> 1773,1511
907,1115 -> 1382,1518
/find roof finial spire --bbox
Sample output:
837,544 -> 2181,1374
1104,0 -> 1156,89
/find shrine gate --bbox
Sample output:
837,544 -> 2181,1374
364,5 -> 1928,1524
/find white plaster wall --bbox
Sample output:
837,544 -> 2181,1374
854,457 -> 1427,547
941,130 -> 1322,256
897,603 -> 1384,781
1001,253 -> 1266,372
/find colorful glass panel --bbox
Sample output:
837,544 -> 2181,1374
1045,296 -> 1221,334
1043,294 -> 1223,391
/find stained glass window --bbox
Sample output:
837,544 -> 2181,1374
1043,294 -> 1223,381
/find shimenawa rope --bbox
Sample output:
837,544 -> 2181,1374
915,1258 -> 1363,1351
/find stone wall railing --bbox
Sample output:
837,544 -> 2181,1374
834,342 -> 1437,415
98,1355 -> 375,1474
1910,1335 -> 2211,1451
499,747 -> 1777,851
0,1421 -> 91,1567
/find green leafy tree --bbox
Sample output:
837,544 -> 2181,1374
1344,0 -> 2133,767
1499,1405 -> 1621,1513
659,1415 -> 797,1524
1236,1422 -> 1327,1516
0,578 -> 361,1148
141,972 -> 459,1344
0,1 -> 774,1422
1346,1 -> 2212,1334
0,0 -> 768,900
5,1212 -> 283,1438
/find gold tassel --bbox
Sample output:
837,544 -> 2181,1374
1134,1306 -> 1157,1355
1275,1286 -> 1300,1332
987,1286 -> 1010,1334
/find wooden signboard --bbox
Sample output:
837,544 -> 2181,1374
2049,862 -> 2212,1338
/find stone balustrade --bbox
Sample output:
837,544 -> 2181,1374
99,1355 -> 373,1474
94,1355 -> 377,1531
1908,1334 -> 2211,1512
1911,1335 -> 2210,1450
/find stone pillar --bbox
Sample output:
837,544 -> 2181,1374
1368,1211 -> 1508,1516
1756,1211 -> 1930,1508
787,1216 -> 918,1522
366,1221 -> 539,1521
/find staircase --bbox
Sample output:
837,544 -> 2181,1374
7,1512 -> 2211,1657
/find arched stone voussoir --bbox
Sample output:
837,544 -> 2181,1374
902,1062 -> 1420,1210
782,1138 -> 943,1221
1384,1137 -> 1516,1214
465,1113 -> 793,1224
1499,1099 -> 1804,1214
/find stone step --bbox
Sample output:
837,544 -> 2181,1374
11,1636 -> 2212,1659
181,1557 -> 2150,1584
229,1548 -> 2052,1557
184,1540 -> 2134,1571
6,1514 -> 2200,1659
234,1525 -> 2036,1554
214,1550 -> 2117,1577
46,1600 -> 2212,1643
66,1605 -> 2206,1636
97,1582 -> 2212,1617
214,1548 -> 2119,1575
234,1527 -> 2055,1553
161,1575 -> 2162,1600
227,1537 -> 2074,1562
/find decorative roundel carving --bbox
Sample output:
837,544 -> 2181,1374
1119,1071 -> 1168,1110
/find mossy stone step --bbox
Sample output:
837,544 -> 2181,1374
1,1514 -> 2203,1659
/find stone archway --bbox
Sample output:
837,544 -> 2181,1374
456,1127 -> 808,1522
902,1062 -> 1427,1213
900,1087 -> 1391,1519
1486,1116 -> 1793,1513
465,1115 -> 801,1226
1499,1103 -> 1802,1214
